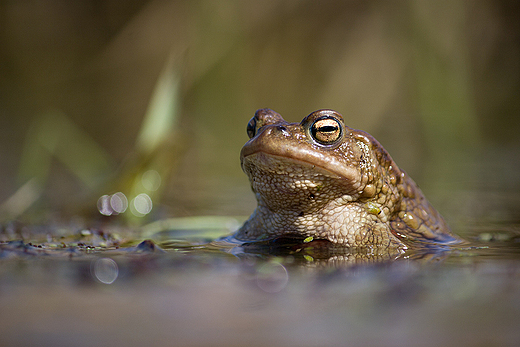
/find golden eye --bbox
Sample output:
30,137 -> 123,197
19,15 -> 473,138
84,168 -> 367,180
246,117 -> 257,139
310,117 -> 342,145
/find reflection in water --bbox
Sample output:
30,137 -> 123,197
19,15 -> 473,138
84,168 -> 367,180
255,262 -> 289,293
91,257 -> 119,284
216,238 -> 412,267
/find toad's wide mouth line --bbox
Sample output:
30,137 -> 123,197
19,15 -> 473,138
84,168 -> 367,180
241,150 -> 359,184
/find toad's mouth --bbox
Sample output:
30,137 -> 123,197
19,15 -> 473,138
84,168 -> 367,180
240,151 -> 363,195
242,152 -> 339,178
240,141 -> 361,184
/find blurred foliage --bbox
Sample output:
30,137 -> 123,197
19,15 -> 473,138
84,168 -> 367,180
18,111 -> 114,189
0,0 -> 519,224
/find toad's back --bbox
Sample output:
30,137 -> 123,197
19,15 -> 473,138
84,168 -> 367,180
234,109 -> 462,249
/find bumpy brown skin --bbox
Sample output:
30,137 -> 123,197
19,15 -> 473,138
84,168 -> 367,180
234,109 -> 462,249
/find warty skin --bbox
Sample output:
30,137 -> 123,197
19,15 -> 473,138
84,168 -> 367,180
234,109 -> 462,250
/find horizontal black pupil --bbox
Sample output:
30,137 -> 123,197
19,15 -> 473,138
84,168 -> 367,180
318,125 -> 338,133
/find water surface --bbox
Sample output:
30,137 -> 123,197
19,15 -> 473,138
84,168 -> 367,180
1,218 -> 519,347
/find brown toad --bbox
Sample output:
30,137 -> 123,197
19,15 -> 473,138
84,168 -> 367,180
234,109 -> 461,249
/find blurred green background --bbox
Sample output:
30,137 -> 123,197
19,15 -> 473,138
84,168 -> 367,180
0,0 -> 519,227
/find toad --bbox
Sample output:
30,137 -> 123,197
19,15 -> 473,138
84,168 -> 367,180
234,109 -> 461,249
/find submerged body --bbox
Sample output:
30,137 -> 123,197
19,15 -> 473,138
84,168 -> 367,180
234,109 -> 461,249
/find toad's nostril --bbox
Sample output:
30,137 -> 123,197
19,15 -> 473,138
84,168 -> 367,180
276,125 -> 290,136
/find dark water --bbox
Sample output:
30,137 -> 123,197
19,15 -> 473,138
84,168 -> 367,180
1,220 -> 520,347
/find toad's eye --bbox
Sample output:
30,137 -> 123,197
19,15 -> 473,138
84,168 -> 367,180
246,117 -> 257,139
310,117 -> 343,145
